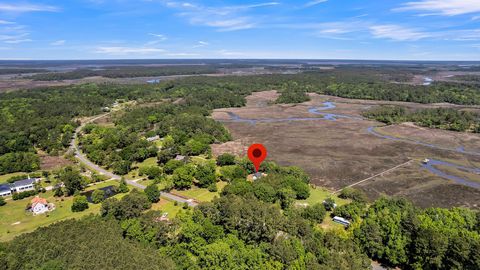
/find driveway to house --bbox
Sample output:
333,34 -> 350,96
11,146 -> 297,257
70,113 -> 198,207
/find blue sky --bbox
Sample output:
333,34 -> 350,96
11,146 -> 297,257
1,0 -> 480,60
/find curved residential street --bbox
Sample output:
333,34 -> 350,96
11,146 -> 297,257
71,113 -> 198,206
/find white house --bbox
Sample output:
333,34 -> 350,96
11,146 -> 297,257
11,178 -> 39,193
0,184 -> 11,197
30,197 -> 51,215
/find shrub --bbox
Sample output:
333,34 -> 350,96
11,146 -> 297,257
220,165 -> 247,182
118,178 -> 129,193
216,153 -> 236,166
91,189 -> 105,204
145,184 -> 160,203
0,197 -> 6,206
164,160 -> 184,174
301,203 -> 326,223
12,190 -> 37,200
207,183 -> 218,192
71,195 -> 89,212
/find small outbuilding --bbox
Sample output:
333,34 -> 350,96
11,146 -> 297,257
333,216 -> 350,226
174,155 -> 188,162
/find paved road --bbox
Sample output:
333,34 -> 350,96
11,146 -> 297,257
71,114 -> 198,206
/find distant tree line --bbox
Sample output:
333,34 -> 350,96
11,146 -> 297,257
28,65 -> 219,80
363,105 -> 480,132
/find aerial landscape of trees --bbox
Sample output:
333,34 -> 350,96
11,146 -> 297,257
1,64 -> 480,269
2,170 -> 479,269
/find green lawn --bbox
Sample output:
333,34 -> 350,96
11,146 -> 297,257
171,181 -> 227,202
151,199 -> 183,218
0,181 -> 120,242
126,157 -> 158,179
297,186 -> 350,207
296,186 -> 353,232
0,172 -> 32,184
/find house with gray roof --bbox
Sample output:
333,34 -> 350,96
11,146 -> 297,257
0,184 -> 12,197
0,177 -> 40,197
11,178 -> 38,193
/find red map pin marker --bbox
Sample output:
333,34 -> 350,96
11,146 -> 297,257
248,143 -> 267,173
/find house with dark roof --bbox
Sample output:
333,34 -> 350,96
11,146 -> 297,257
0,178 -> 40,197
0,184 -> 12,197
11,178 -> 38,193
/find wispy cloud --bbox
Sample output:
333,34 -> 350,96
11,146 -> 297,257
166,52 -> 199,56
164,1 -> 278,31
0,33 -> 32,44
0,20 -> 14,24
95,46 -> 165,55
50,40 -> 66,46
0,3 -> 60,13
217,49 -> 246,56
369,24 -> 430,41
304,0 -> 328,8
394,1 -> 480,16
4,38 -> 31,44
148,33 -> 167,41
193,41 -> 209,48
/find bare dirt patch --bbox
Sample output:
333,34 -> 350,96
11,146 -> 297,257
39,153 -> 74,170
245,90 -> 279,107
211,138 -> 251,157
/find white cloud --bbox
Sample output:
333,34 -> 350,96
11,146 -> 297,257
370,25 -> 430,41
148,33 -> 167,41
0,33 -> 32,44
444,29 -> 480,41
394,0 -> 480,16
0,20 -> 14,24
201,18 -> 255,31
193,41 -> 209,48
95,46 -> 165,55
0,3 -> 60,13
304,0 -> 328,8
217,49 -> 246,56
164,1 -> 277,31
166,52 -> 200,56
4,38 -> 31,44
50,40 -> 66,46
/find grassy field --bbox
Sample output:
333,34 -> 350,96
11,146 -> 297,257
0,181 -> 120,242
293,187 -> 351,232
126,157 -> 158,179
297,186 -> 350,207
0,172 -> 31,184
171,181 -> 227,202
151,198 -> 184,218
